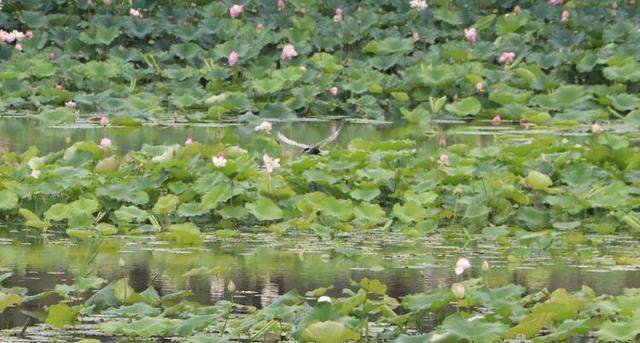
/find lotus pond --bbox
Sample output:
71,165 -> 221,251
2,0 -> 640,342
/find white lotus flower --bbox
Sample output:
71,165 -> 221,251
30,169 -> 41,179
254,121 -> 272,133
27,157 -> 45,170
318,296 -> 332,303
263,154 -> 280,173
455,257 -> 471,275
212,155 -> 227,168
409,0 -> 428,11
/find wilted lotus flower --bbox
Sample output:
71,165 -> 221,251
492,115 -> 502,125
30,169 -> 41,179
49,52 -> 56,61
464,27 -> 477,43
254,121 -> 272,133
229,4 -> 243,18
409,0 -> 428,11
333,8 -> 343,22
318,296 -> 331,303
481,260 -> 490,272
330,87 -> 339,97
256,22 -> 264,31
476,82 -> 484,92
100,137 -> 112,149
184,137 -> 193,145
277,0 -> 285,11
549,0 -> 563,5
454,257 -> 471,275
561,9 -> 570,22
100,115 -> 109,126
439,153 -> 449,166
263,154 -> 280,173
498,52 -> 516,65
65,100 -> 76,108
439,137 -> 446,148
212,152 -> 227,168
591,123 -> 604,134
25,31 -> 33,39
228,51 -> 238,67
281,43 -> 298,60
129,8 -> 143,18
452,282 -> 465,298
55,83 -> 62,91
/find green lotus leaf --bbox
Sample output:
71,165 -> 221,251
78,25 -> 120,45
167,222 -> 203,245
39,108 -> 75,125
114,206 -> 149,223
609,93 -> 640,111
446,97 -> 482,117
153,194 -> 180,215
0,190 -> 18,210
0,292 -> 22,314
302,321 -> 360,343
246,197 -> 283,221
523,171 -> 552,190
45,303 -> 81,329
441,313 -> 508,343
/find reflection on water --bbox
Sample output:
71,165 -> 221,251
0,118 -> 497,153
2,235 -> 640,329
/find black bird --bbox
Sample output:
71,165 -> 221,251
276,124 -> 343,155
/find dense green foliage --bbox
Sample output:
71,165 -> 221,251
0,0 -> 639,124
1,131 -> 639,240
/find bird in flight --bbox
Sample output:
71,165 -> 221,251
276,124 -> 343,155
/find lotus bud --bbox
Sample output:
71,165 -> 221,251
452,282 -> 465,298
227,280 -> 236,292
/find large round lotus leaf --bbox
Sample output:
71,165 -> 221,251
523,171 -> 553,190
446,97 -> 482,117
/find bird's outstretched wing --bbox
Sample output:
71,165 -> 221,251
276,132 -> 311,149
315,124 -> 343,147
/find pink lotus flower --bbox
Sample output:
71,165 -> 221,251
561,9 -> 569,22
185,137 -> 193,145
451,283 -> 465,298
514,5 -> 522,15
14,43 -> 22,51
464,27 -> 477,43
330,87 -> 338,97
25,31 -> 33,39
229,4 -> 243,18
277,0 -> 285,12
439,137 -> 446,148
439,154 -> 449,166
591,123 -> 604,134
103,0 -> 110,5
228,51 -> 238,67
281,43 -> 298,60
412,31 -> 420,42
129,8 -> 143,18
256,22 -> 264,31
100,138 -> 112,149
212,154 -> 227,168
333,8 -> 343,22
498,52 -> 516,65
100,115 -> 109,126
65,100 -> 76,108
549,0 -> 563,5
55,83 -> 62,91
492,115 -> 502,125
476,82 -> 484,92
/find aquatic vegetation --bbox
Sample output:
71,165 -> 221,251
0,130 -> 636,243
0,1 -> 637,125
